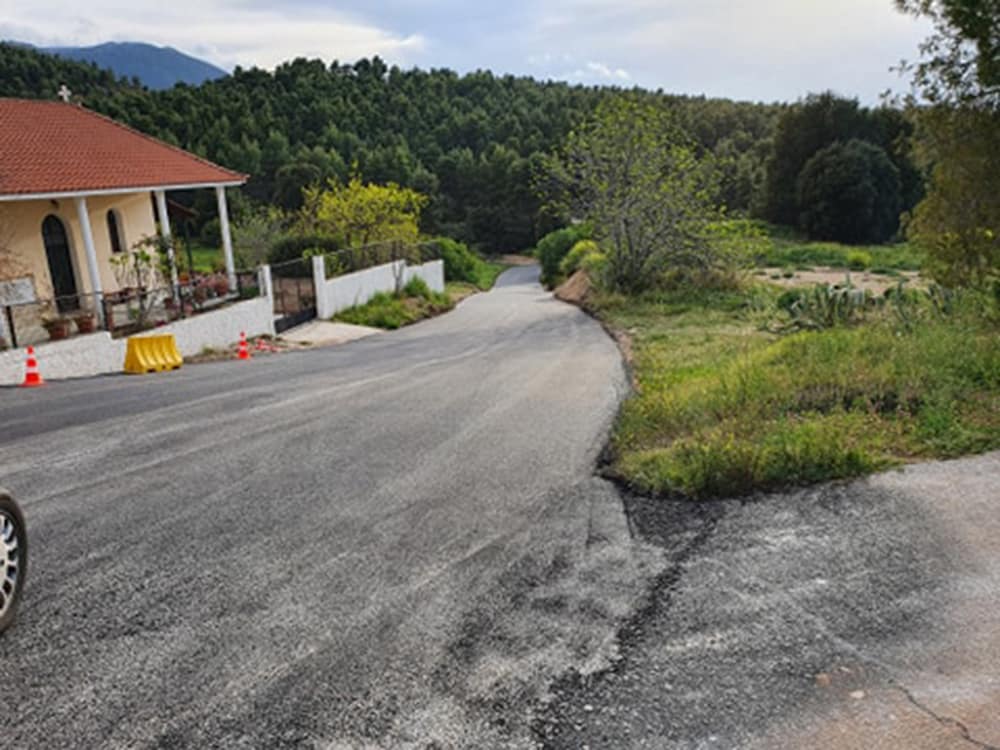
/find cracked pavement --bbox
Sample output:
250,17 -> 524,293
537,452 -> 1000,749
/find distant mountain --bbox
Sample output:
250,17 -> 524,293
38,42 -> 227,90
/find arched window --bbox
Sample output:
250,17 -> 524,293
106,210 -> 125,254
42,215 -> 79,312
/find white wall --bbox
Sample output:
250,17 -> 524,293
0,331 -> 125,386
135,296 -> 275,357
314,259 -> 446,318
0,296 -> 275,386
405,259 -> 445,295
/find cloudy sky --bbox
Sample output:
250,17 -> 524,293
0,0 -> 931,103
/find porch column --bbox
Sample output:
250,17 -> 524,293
74,196 -> 105,326
154,189 -> 180,293
216,185 -> 237,290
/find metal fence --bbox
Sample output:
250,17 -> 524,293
0,269 -> 262,351
312,240 -> 444,281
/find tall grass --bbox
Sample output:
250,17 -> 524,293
598,286 -> 999,499
335,277 -> 453,330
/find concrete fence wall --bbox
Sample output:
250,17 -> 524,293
0,268 -> 276,386
314,258 -> 446,319
404,259 -> 445,295
0,331 -> 126,386
134,296 -> 274,358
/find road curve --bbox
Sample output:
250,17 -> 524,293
0,266 -> 662,748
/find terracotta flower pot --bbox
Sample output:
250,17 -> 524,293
74,314 -> 97,334
43,319 -> 72,341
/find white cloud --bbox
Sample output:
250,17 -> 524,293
0,1 -> 426,71
0,0 -> 935,101
583,61 -> 630,81
512,0 -> 933,101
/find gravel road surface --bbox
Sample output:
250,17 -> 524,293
0,266 -> 664,748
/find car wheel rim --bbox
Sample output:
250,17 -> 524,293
0,510 -> 21,619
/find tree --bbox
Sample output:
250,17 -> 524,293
300,176 -> 427,247
231,206 -> 289,267
896,1 -> 999,288
796,140 -> 903,244
759,93 -> 919,230
896,0 -> 1000,107
906,107 -> 1000,286
0,43 -> 781,253
761,93 -> 868,226
550,98 -> 723,293
273,162 -> 323,210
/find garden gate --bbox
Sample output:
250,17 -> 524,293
270,258 -> 317,333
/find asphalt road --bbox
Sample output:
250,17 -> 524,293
538,452 -> 1000,750
4,265 -> 998,749
0,266 -> 664,748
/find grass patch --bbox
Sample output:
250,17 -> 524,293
334,277 -> 453,330
180,245 -> 224,274
756,235 -> 924,272
445,262 -> 507,304
446,281 -> 484,304
474,261 -> 506,290
745,222 -> 924,271
591,285 -> 999,500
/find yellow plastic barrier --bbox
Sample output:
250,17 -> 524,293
123,334 -> 183,374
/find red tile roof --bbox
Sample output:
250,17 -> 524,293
0,98 -> 247,198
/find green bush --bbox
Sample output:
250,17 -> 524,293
403,276 -> 432,298
402,275 -> 449,305
559,239 -> 601,276
847,249 -> 873,270
429,237 -> 480,283
335,275 -> 453,329
797,139 -> 903,245
426,237 -> 503,290
536,225 -> 591,287
581,251 -> 608,280
336,292 -> 413,329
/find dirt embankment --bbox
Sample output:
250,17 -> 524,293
553,269 -> 593,306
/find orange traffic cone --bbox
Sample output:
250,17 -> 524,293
21,346 -> 44,387
237,331 -> 251,360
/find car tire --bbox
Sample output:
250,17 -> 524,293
0,491 -> 27,634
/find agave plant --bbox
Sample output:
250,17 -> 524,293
785,283 -> 872,330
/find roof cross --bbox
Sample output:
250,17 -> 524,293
57,85 -> 72,103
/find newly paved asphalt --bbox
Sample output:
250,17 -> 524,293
0,266 -> 664,748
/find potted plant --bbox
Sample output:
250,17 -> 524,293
211,275 -> 230,297
74,311 -> 97,334
42,316 -> 72,341
193,282 -> 210,304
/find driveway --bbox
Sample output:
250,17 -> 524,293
0,266 -> 664,748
